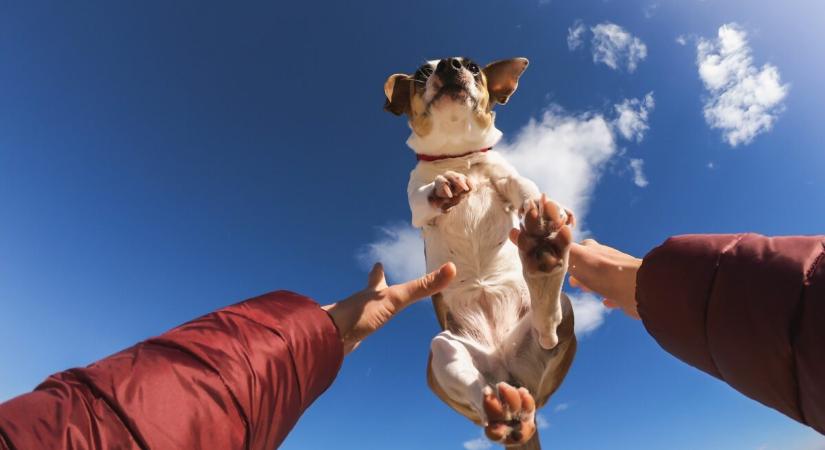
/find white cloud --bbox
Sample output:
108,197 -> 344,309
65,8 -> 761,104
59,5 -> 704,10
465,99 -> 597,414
536,413 -> 550,429
569,292 -> 609,336
590,22 -> 647,72
676,35 -> 688,46
553,402 -> 570,413
629,158 -> 649,187
567,20 -> 586,51
697,23 -> 789,146
500,107 -> 616,222
613,92 -> 655,142
358,223 -> 425,282
642,2 -> 659,19
463,434 -> 492,450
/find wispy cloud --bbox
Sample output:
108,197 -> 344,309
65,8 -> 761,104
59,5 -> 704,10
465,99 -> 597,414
536,413 -> 550,429
629,158 -> 649,188
591,22 -> 648,72
553,402 -> 570,413
463,433 -> 493,450
697,23 -> 789,146
642,2 -> 659,19
358,223 -> 425,283
499,107 -> 616,222
568,292 -> 609,336
567,20 -> 586,51
613,92 -> 655,142
676,35 -> 688,46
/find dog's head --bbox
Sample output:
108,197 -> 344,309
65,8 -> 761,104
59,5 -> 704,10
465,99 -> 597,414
383,57 -> 528,139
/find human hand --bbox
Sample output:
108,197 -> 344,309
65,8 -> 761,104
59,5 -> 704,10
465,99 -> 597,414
323,262 -> 456,354
568,239 -> 642,320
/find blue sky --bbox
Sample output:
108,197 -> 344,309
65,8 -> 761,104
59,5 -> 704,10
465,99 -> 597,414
1,1 -> 824,449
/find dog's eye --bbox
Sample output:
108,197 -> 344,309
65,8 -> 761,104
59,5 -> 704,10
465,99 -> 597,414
467,63 -> 480,75
415,65 -> 434,81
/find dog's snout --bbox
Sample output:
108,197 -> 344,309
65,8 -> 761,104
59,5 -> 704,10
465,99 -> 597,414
436,58 -> 463,75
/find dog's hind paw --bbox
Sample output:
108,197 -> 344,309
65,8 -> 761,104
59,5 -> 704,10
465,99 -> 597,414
511,194 -> 574,274
482,383 -> 536,447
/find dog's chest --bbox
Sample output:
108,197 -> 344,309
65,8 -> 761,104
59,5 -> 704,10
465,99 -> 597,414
433,169 -> 511,246
421,163 -> 521,285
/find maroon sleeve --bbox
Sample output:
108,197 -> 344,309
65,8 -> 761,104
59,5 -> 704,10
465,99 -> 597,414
636,234 -> 825,434
0,290 -> 344,450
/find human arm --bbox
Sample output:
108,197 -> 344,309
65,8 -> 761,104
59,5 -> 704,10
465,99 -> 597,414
568,234 -> 825,434
0,263 -> 455,450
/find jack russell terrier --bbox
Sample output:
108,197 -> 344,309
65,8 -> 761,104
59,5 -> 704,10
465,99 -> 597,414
383,57 -> 578,449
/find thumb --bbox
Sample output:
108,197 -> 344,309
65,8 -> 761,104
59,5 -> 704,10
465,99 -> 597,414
509,228 -> 520,245
367,263 -> 387,289
389,262 -> 457,307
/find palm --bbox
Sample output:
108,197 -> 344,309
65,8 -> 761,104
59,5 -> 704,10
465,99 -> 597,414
324,262 -> 456,354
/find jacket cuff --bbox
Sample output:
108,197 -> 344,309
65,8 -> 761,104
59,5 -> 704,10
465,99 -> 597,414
636,234 -> 742,379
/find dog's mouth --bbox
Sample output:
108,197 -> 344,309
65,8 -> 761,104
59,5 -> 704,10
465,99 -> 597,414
433,83 -> 470,102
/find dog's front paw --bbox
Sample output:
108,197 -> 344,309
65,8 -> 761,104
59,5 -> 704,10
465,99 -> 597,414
429,171 -> 473,212
512,194 -> 574,274
483,383 -> 537,447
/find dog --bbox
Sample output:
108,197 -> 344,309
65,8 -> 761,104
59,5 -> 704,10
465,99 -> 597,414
383,57 -> 577,449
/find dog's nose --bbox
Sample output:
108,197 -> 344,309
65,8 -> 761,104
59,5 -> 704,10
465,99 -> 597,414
436,58 -> 462,75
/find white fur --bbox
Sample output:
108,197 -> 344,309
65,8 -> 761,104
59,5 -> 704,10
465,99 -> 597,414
408,123 -> 568,423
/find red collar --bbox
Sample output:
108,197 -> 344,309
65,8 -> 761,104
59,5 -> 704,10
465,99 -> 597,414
416,147 -> 492,162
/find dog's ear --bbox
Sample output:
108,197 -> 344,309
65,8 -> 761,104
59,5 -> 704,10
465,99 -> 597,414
483,58 -> 529,105
384,73 -> 412,116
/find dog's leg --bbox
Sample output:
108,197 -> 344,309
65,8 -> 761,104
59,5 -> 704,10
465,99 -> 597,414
511,196 -> 573,350
494,175 -> 541,215
430,331 -> 540,447
408,171 -> 472,228
504,294 -> 577,408
430,331 -> 490,421
494,298 -> 577,450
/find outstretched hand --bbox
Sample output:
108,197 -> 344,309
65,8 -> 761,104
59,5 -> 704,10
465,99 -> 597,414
568,239 -> 643,320
323,262 -> 457,354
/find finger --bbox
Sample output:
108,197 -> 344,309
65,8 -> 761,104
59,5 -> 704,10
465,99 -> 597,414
569,242 -> 585,255
568,276 -> 590,292
603,299 -> 619,309
389,262 -> 457,307
565,209 -> 576,227
367,263 -> 387,289
509,228 -> 520,245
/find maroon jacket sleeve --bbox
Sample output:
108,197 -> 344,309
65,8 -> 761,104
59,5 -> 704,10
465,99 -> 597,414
636,233 -> 825,433
0,290 -> 343,450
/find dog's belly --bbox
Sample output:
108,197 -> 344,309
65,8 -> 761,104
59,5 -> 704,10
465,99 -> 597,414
422,177 -> 528,346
